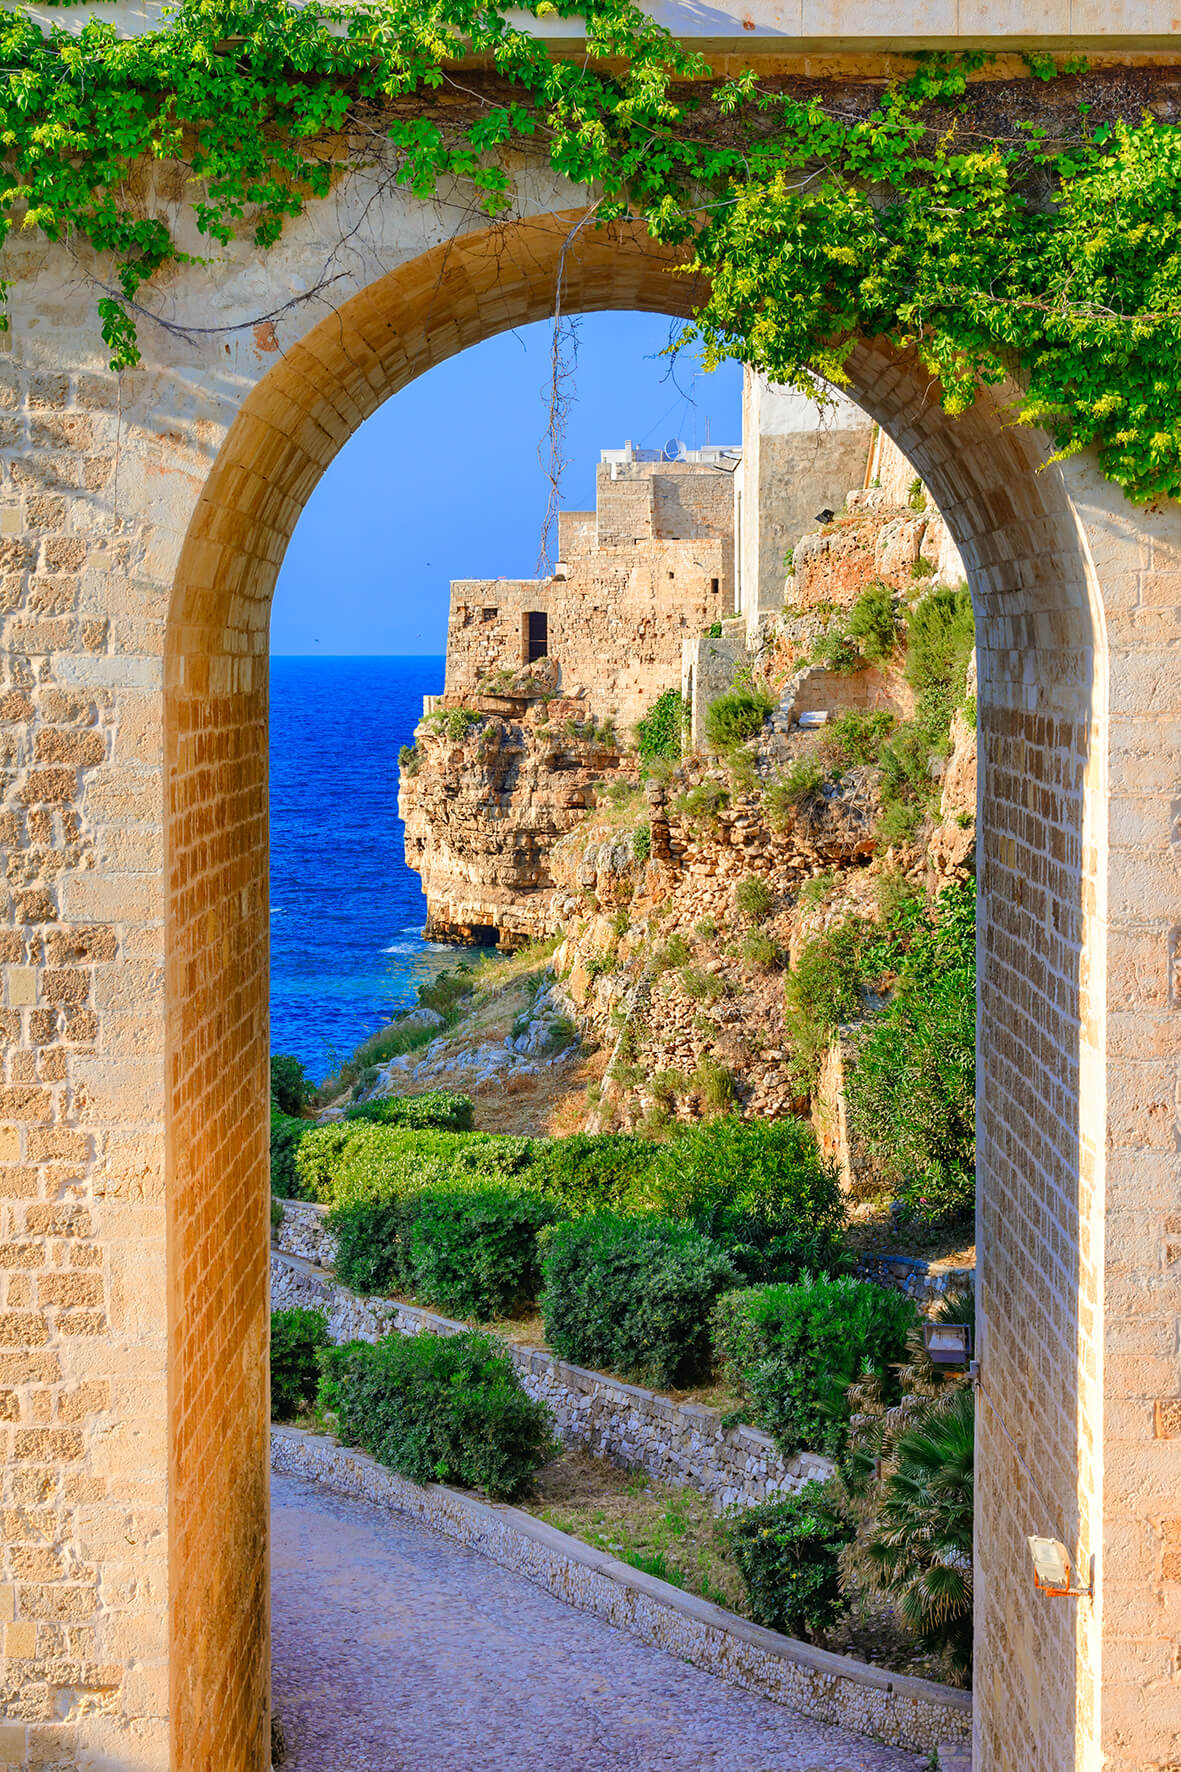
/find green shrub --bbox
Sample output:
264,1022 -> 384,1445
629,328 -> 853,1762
810,629 -> 862,673
271,1053 -> 310,1116
907,476 -> 926,511
797,870 -> 835,908
741,930 -> 780,970
633,822 -> 652,864
847,583 -> 901,664
651,932 -> 692,974
318,1329 -> 557,1500
271,1106 -> 311,1199
691,1054 -> 736,1114
528,1132 -> 659,1214
440,706 -> 481,742
875,793 -> 924,848
714,1275 -> 917,1456
674,779 -> 729,824
704,688 -> 773,753
906,584 -> 975,740
406,1184 -> 565,1320
418,966 -> 478,1017
846,880 -> 976,1220
765,759 -> 826,824
784,918 -> 870,1087
329,1191 -> 424,1295
878,721 -> 937,817
821,708 -> 895,768
346,1090 -> 474,1132
398,742 -> 420,776
540,1214 -> 739,1388
726,1480 -> 853,1638
734,875 -> 774,924
647,1116 -> 845,1283
270,1306 -> 328,1422
297,1121 -> 528,1207
635,688 -> 685,765
648,1069 -> 688,1105
679,966 -> 728,1003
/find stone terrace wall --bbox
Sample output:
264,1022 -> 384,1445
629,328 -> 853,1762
271,1206 -> 833,1510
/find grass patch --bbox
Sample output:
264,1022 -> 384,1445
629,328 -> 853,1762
526,1449 -> 746,1614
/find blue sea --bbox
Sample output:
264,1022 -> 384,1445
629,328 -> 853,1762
269,655 -> 454,1081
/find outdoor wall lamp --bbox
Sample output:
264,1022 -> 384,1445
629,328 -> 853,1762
1027,1537 -> 1094,1600
923,1323 -> 972,1368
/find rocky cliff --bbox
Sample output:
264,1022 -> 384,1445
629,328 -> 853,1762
399,663 -> 636,946
398,459 -> 977,1192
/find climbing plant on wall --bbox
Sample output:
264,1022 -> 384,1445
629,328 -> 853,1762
2,0 -> 1181,499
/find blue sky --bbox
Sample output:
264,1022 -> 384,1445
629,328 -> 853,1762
270,311 -> 743,656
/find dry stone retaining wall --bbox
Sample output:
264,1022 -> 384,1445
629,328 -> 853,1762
271,1422 -> 972,1757
271,1206 -> 832,1509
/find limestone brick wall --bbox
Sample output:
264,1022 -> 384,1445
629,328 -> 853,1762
594,460 -> 734,547
270,1220 -> 833,1510
737,372 -> 875,629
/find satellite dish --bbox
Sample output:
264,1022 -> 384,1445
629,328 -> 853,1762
663,437 -> 688,462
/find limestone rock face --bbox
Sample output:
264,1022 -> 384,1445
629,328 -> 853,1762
399,700 -> 635,946
399,463 -> 976,1152
792,501 -> 965,616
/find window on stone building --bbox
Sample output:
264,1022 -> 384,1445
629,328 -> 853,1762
524,610 -> 548,663
482,607 -> 498,622
711,578 -> 719,596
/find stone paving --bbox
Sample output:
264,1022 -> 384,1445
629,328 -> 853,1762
271,1470 -> 928,1772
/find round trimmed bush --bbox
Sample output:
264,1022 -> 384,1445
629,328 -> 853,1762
713,1274 -> 917,1457
726,1480 -> 853,1639
318,1328 -> 556,1500
539,1213 -> 738,1389
647,1116 -> 846,1282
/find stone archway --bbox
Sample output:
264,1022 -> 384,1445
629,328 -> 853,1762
2,185 -> 1178,1772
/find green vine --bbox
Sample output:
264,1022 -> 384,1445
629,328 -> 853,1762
1,0 -> 1180,500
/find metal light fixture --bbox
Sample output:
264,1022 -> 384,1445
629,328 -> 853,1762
1028,1536 -> 1094,1600
923,1322 -> 972,1368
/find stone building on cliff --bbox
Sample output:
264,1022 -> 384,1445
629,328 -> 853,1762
403,377 -> 877,947
439,442 -> 741,733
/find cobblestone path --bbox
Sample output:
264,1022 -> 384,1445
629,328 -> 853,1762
271,1470 -> 929,1772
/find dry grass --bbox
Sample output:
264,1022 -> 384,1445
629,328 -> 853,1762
462,1055 -> 599,1137
522,1447 -> 746,1614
